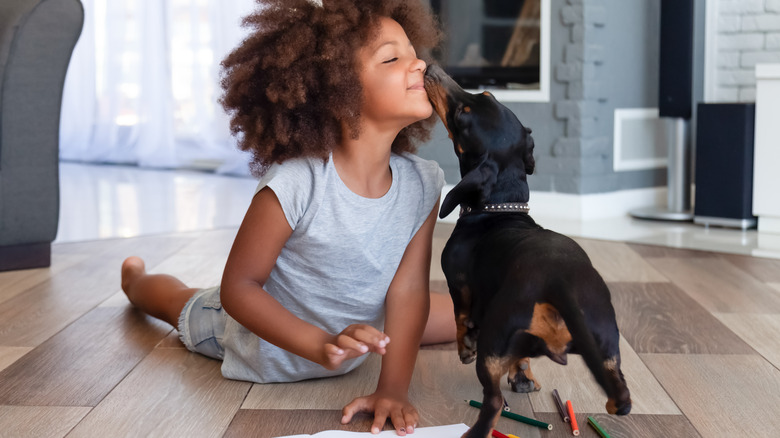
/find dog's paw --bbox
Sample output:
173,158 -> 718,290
459,349 -> 477,364
606,397 -> 632,416
463,331 -> 478,349
510,379 -> 540,393
508,372 -> 541,393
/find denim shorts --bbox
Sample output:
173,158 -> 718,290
178,286 -> 227,360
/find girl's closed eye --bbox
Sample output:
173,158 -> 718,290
383,57 -> 398,64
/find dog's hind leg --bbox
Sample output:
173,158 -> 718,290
507,357 -> 540,393
578,285 -> 632,415
552,278 -> 632,416
464,355 -> 509,438
595,334 -> 632,415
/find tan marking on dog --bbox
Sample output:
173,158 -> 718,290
485,356 -> 512,432
606,398 -> 619,414
485,356 -> 512,376
488,405 -> 502,436
525,303 -> 572,355
455,281 -> 472,308
508,357 -> 541,391
482,91 -> 492,96
455,283 -> 473,355
456,311 -> 470,349
464,106 -> 471,113
604,356 -> 618,371
425,84 -> 454,139
456,143 -> 464,154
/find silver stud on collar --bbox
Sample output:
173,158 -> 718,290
460,202 -> 530,216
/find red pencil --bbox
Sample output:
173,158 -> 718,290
491,429 -> 509,438
566,400 -> 580,436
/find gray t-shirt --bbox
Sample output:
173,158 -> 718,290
220,152 -> 445,383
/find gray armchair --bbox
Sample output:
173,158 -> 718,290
0,0 -> 83,271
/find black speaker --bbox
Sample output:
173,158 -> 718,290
693,103 -> 756,228
659,0 -> 694,119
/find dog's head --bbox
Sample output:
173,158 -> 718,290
424,64 -> 535,218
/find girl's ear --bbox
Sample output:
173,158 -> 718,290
439,159 -> 499,218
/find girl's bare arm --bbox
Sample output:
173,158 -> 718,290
341,199 -> 440,434
220,187 -> 387,369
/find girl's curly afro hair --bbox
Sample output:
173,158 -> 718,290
220,0 -> 442,176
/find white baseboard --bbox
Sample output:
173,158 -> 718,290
758,217 -> 780,234
438,185 -> 667,223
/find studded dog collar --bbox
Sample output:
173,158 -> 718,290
460,202 -> 530,216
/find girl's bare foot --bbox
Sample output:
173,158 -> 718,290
119,257 -> 198,326
121,256 -> 146,296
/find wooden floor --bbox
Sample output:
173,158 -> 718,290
2,223 -> 780,437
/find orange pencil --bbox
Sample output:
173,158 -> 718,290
566,400 -> 580,436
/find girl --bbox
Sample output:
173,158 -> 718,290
121,0 -> 455,435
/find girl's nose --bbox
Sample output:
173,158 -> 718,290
412,57 -> 426,72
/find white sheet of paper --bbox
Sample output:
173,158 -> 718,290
274,423 -> 469,438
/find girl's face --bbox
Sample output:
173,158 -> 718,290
357,17 -> 432,132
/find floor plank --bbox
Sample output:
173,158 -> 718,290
0,235 -> 193,347
0,252 -> 88,306
156,331 -> 187,349
0,347 -> 31,373
626,243 -> 717,259
534,412 -> 702,438
646,257 -> 780,313
224,409 -> 380,437
719,253 -> 780,283
713,313 -> 780,368
527,337 -> 680,415
242,355 -> 380,411
67,348 -> 251,438
641,353 -> 780,437
0,307 -> 171,406
574,239 -> 668,283
610,282 -> 755,354
0,406 -> 92,438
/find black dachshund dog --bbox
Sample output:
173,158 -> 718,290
424,65 -> 631,438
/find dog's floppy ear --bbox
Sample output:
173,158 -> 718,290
524,128 -> 536,175
440,159 -> 499,218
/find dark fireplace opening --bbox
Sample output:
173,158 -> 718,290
430,0 -> 541,90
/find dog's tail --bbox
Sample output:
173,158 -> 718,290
547,284 -> 617,401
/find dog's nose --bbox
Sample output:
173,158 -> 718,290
424,63 -> 445,79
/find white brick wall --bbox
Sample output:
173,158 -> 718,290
714,0 -> 780,102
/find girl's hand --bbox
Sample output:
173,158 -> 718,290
322,324 -> 390,370
341,391 -> 419,435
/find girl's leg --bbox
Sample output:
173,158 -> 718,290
121,256 -> 200,328
421,292 -> 457,345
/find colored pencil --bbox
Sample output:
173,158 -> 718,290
491,430 -> 509,438
552,389 -> 569,422
588,416 -> 611,438
566,400 -> 579,436
466,400 -> 553,430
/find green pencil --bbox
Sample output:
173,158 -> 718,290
587,416 -> 611,438
465,400 -> 553,430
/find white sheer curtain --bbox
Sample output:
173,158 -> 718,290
59,0 -> 257,175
